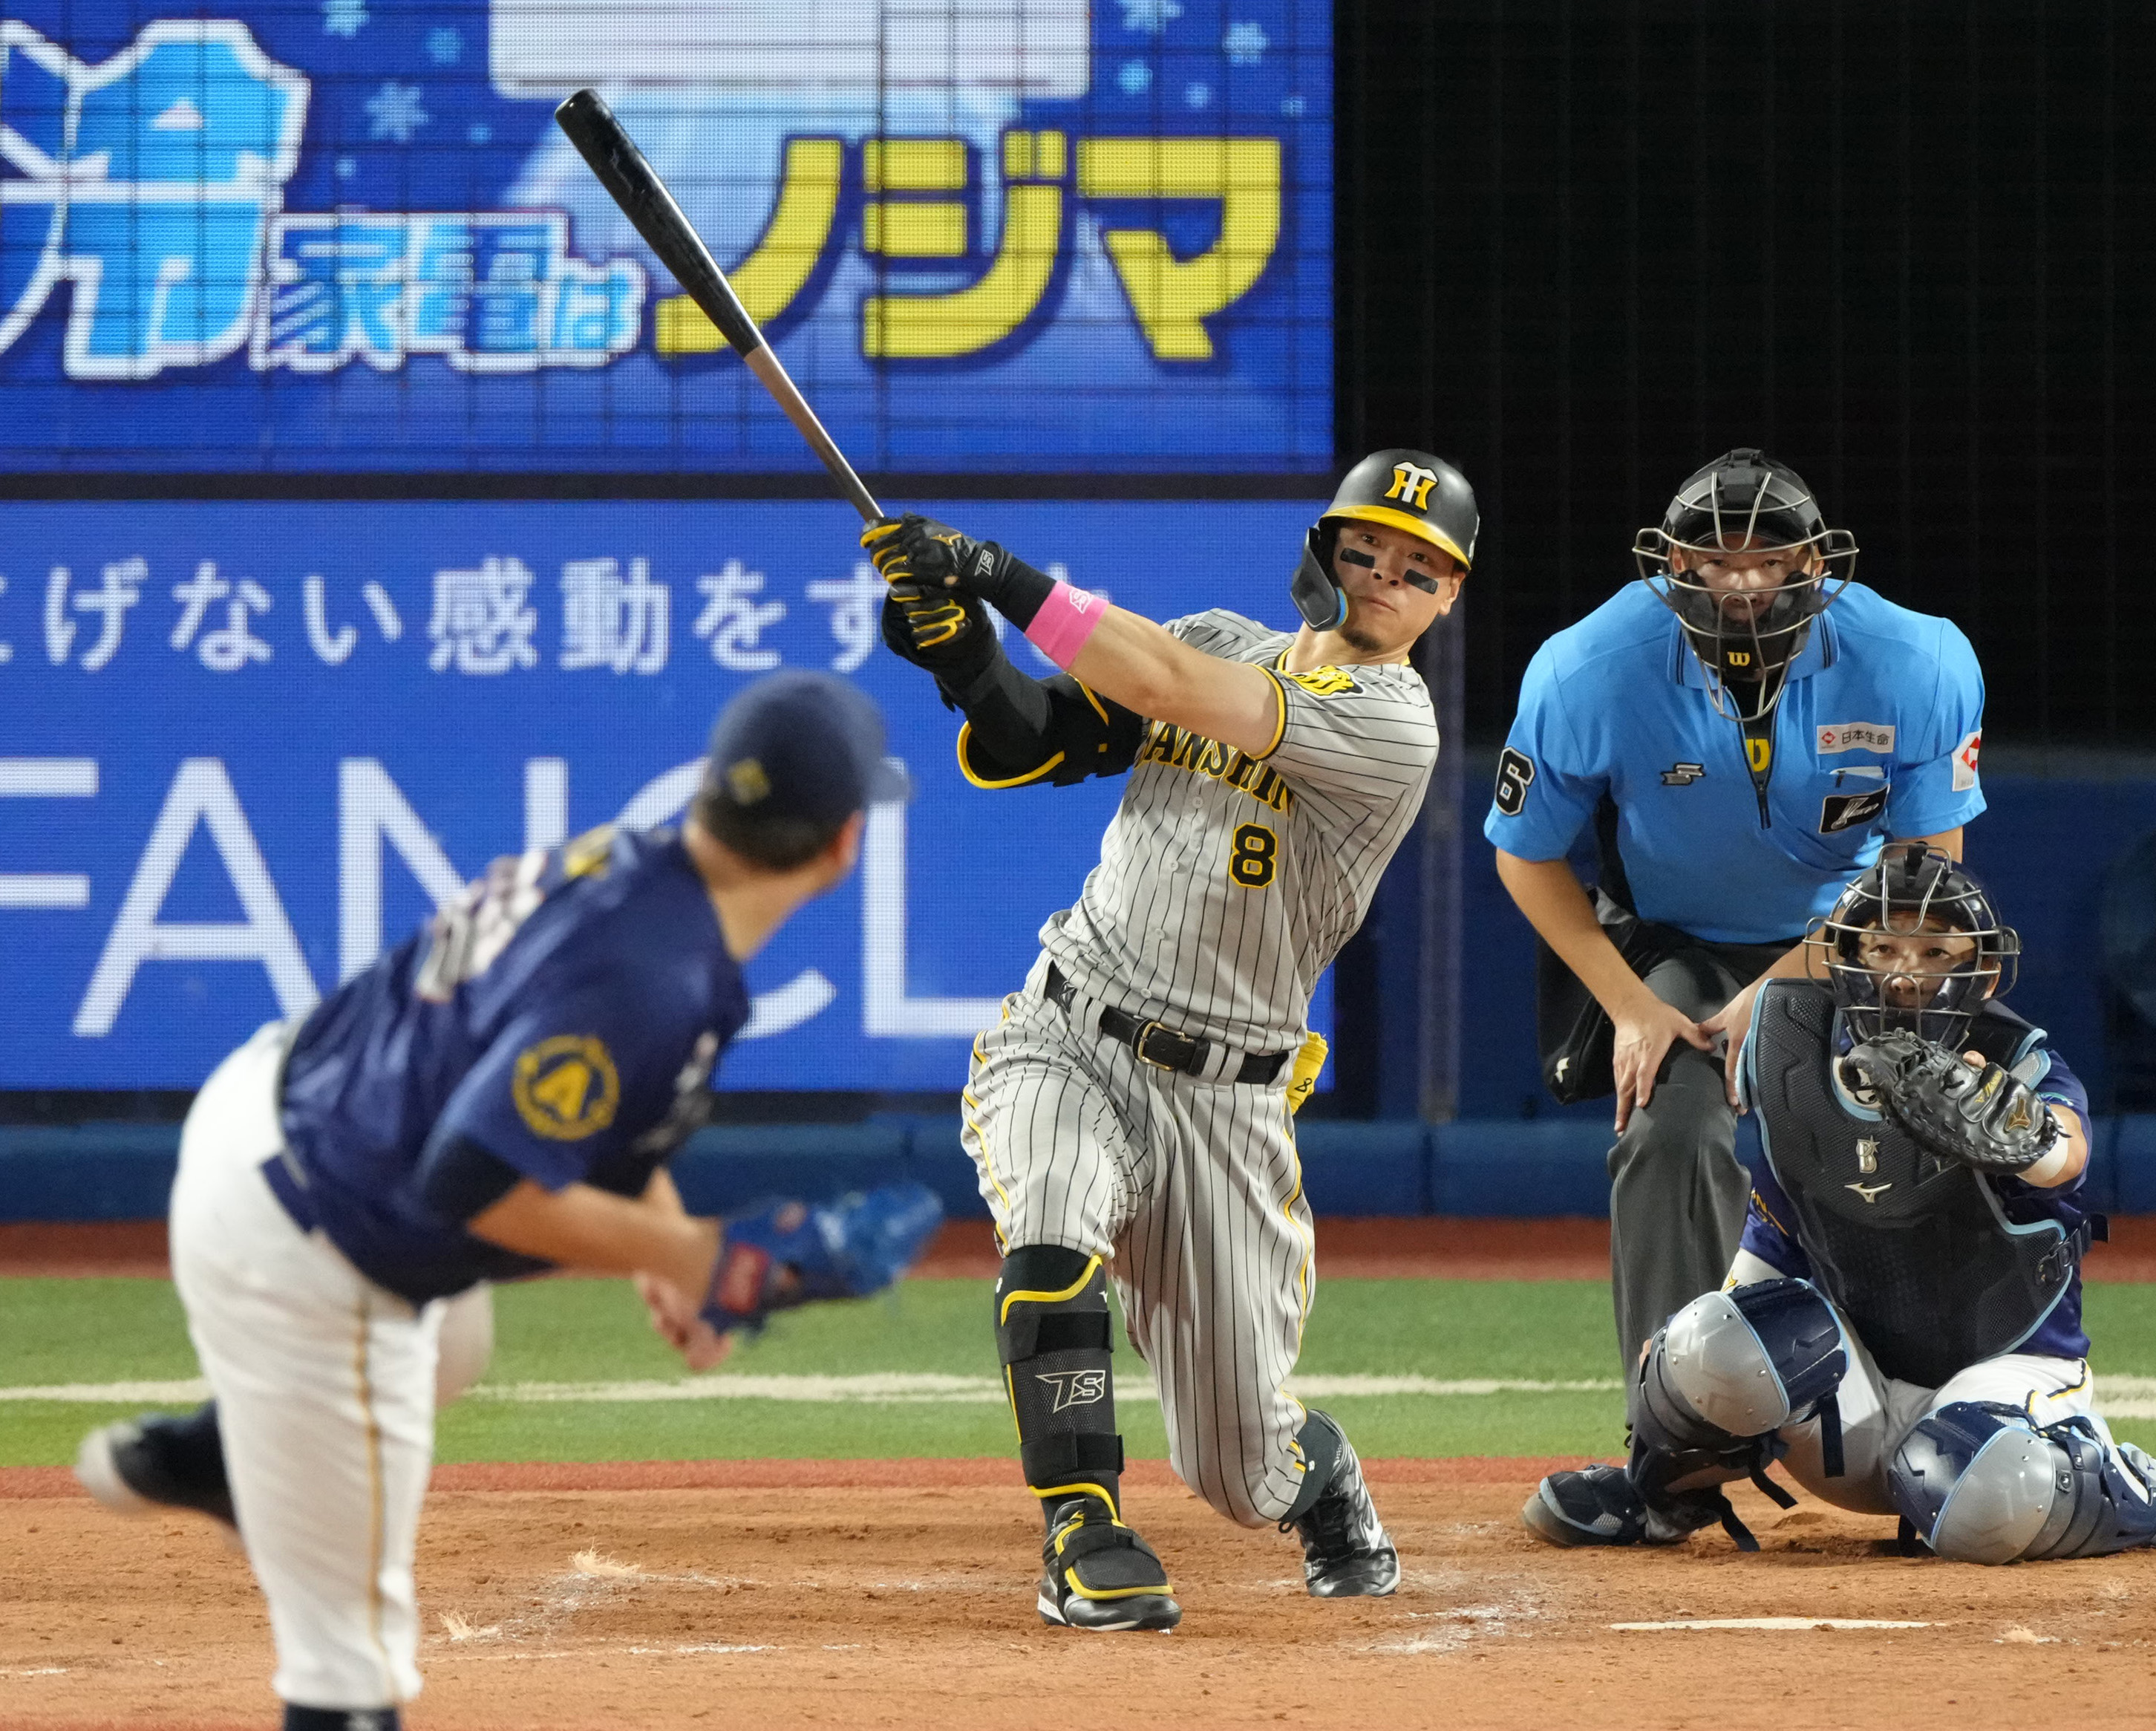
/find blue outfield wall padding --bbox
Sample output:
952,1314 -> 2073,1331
8,1115 -> 2156,1224
0,1124 -> 182,1222
1432,1119 -> 1610,1218
668,1122 -> 911,1216
1293,1121 -> 1430,1216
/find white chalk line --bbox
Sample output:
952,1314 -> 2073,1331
0,1372 -> 1624,1405
16,1370 -> 2156,1413
1613,1617 -> 1935,1631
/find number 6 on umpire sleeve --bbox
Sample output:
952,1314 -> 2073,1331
1493,747 -> 1536,817
1229,822 -> 1278,887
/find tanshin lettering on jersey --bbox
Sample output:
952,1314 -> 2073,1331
1137,722 -> 1294,813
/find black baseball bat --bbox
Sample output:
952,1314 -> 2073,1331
554,88 -> 884,522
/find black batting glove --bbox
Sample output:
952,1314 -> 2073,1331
879,583 -> 998,682
861,512 -> 1056,629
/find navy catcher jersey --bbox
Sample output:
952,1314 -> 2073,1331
1483,581 -> 1986,944
1740,1006 -> 2095,1363
278,825 -> 749,1304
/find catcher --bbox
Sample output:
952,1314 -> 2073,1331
1523,843 -> 2156,1563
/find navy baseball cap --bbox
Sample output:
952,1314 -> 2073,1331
702,671 -> 909,827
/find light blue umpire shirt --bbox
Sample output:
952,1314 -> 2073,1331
1483,581 -> 1987,945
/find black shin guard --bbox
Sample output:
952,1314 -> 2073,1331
995,1245 -> 1124,1522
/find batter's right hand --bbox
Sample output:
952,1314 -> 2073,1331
1610,994 -> 1714,1133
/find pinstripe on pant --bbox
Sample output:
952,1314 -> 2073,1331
962,964 -> 1316,1528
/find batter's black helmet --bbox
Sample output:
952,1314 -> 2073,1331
1633,449 -> 1858,722
1290,448 -> 1479,631
1809,844 -> 2019,1046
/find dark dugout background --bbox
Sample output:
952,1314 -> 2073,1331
1337,0 -> 2155,749
1328,0 -> 2156,1117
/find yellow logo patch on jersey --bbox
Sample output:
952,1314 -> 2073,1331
561,824 -> 615,880
1745,737 -> 1773,774
1284,665 -> 1359,697
512,1034 -> 621,1141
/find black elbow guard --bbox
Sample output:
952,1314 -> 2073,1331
951,657 -> 1146,789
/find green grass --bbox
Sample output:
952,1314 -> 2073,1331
7,1275 -> 2155,1468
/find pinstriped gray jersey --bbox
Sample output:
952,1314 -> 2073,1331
1039,608 -> 1439,1052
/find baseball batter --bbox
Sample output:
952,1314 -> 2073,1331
73,673 -> 942,1731
1524,846 -> 2156,1563
865,449 -> 1478,1631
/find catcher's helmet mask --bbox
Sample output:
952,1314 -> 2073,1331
1292,447 -> 1480,633
1634,448 -> 1859,723
1806,843 -> 2021,1047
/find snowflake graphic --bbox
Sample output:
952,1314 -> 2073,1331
425,27 -> 463,65
1118,0 -> 1183,33
1224,21 -> 1270,65
322,0 -> 368,38
1184,82 -> 1212,109
366,81 -> 431,144
1117,60 -> 1154,95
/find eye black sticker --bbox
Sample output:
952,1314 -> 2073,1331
1819,788 -> 1889,833
1494,746 -> 1536,816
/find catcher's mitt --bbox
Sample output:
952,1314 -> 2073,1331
1840,1029 -> 2059,1176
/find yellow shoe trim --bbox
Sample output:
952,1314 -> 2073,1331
1064,1568 -> 1175,1602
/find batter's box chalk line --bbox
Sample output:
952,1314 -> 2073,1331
1611,1617 -> 1936,1631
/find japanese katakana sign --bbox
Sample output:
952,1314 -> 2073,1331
0,1 -> 1330,472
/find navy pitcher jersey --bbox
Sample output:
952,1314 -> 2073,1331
1483,581 -> 1986,944
278,825 -> 749,1305
1740,1017 -> 2096,1364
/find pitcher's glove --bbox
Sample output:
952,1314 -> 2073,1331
700,1184 -> 944,1334
1840,1030 -> 2060,1175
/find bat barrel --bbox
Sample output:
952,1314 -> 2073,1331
553,89 -> 883,522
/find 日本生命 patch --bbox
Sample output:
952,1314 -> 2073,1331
1816,722 -> 1895,754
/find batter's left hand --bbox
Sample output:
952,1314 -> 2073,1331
1699,979 -> 1765,1111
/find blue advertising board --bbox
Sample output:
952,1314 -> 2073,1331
0,1 -> 1331,472
0,497 -> 1332,1090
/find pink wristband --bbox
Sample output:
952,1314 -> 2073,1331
1022,579 -> 1107,669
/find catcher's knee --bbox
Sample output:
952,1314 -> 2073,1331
995,1245 -> 1124,1508
1629,1279 -> 1849,1533
1891,1402 -> 2156,1564
1644,1279 -> 1847,1444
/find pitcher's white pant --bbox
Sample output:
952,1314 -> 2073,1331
962,962 -> 1316,1528
1727,1249 -> 2107,1515
171,1023 -> 491,1710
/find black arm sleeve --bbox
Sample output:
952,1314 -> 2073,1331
941,639 -> 1148,787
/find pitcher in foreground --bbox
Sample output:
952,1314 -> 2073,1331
76,671 -> 941,1730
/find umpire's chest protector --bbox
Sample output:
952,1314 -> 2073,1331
1749,982 -> 2075,1389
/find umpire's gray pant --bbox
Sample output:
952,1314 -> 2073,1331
1607,936 -> 1787,1418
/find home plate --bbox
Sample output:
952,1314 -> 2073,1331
1612,1618 -> 1933,1632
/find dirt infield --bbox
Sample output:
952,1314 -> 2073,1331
13,1213 -> 2156,1282
5,1463 -> 2153,1730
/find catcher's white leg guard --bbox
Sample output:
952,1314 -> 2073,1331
1890,1402 -> 2156,1563
1629,1278 -> 1850,1548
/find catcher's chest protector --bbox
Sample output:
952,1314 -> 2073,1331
1751,982 -> 2074,1389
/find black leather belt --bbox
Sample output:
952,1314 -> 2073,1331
1045,963 -> 1289,1085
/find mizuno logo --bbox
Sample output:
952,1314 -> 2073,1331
1036,1369 -> 1108,1412
1846,1181 -> 1892,1204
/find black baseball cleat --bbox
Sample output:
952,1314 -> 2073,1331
1521,1463 -> 1653,1547
75,1406 -> 238,1533
1036,1496 -> 1182,1632
1283,1418 -> 1400,1597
